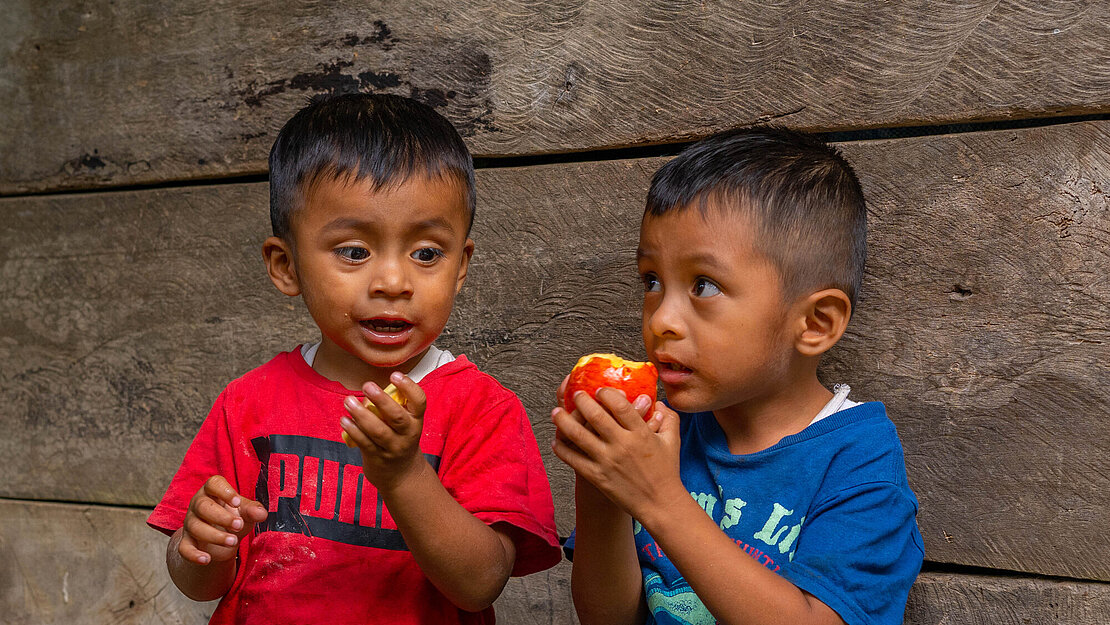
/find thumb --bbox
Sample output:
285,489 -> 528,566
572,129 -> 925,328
654,403 -> 681,443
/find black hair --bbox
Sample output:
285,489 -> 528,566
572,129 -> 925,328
646,126 -> 867,308
268,93 -> 475,240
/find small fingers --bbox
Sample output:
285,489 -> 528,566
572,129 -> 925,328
552,405 -> 606,459
176,531 -> 214,565
556,374 -> 570,409
191,479 -> 244,535
596,387 -> 653,430
184,507 -> 240,550
550,429 -> 598,477
202,475 -> 241,508
389,372 -> 426,420
239,498 -> 269,525
359,377 -> 420,433
340,401 -> 389,451
655,402 -> 682,443
572,390 -> 627,439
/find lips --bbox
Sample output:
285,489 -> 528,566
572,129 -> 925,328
363,318 -> 411,333
653,354 -> 693,385
359,317 -> 415,344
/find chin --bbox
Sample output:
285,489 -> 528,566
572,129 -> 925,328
660,389 -> 702,414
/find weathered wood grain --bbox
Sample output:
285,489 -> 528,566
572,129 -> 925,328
4,497 -> 1107,625
829,122 -> 1110,581
905,572 -> 1110,625
0,500 -> 218,623
2,122 -> 1109,582
0,496 -> 571,624
2,0 -> 1108,193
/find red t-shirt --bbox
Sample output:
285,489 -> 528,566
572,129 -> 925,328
148,348 -> 561,624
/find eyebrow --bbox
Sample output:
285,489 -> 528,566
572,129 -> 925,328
322,217 -> 367,232
683,252 -> 729,271
413,217 -> 457,234
321,216 -> 457,234
637,247 -> 728,271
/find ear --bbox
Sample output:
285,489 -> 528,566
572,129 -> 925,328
793,289 -> 852,357
262,236 -> 301,296
454,237 -> 475,295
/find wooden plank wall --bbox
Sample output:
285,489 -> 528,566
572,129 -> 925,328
2,1 -> 1108,622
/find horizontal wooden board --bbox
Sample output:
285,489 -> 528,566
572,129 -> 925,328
0,500 -> 218,623
905,572 -> 1110,625
2,0 -> 1109,193
830,122 -> 1110,581
2,122 -> 1109,581
0,498 -> 571,624
3,499 -> 1108,624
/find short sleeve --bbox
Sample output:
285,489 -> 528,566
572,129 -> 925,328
782,480 -> 924,625
435,388 -> 561,577
147,391 -> 236,536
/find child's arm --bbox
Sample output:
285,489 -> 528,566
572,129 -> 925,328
555,389 -> 844,625
341,372 -> 516,612
552,388 -> 653,625
567,476 -> 647,625
166,475 -> 268,601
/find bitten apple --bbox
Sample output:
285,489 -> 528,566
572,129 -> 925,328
564,353 -> 658,418
341,383 -> 405,447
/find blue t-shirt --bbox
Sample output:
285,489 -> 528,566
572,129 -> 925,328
566,402 -> 924,625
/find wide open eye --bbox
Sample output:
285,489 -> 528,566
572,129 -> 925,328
335,246 -> 370,261
412,247 -> 446,264
693,277 -> 721,297
642,272 -> 661,293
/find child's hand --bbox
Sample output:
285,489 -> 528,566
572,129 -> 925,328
552,388 -> 682,518
179,475 -> 267,565
556,374 -> 570,409
342,371 -> 428,493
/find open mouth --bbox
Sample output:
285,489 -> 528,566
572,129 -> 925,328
361,318 -> 413,334
658,361 -> 692,374
654,357 -> 693,385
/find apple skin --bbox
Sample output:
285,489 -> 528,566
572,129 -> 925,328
564,353 -> 658,419
342,383 -> 405,448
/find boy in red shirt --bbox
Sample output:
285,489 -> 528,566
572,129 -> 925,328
149,93 -> 561,624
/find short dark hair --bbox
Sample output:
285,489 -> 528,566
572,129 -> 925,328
268,93 -> 475,240
646,126 -> 867,308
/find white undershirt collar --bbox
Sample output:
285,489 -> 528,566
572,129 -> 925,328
299,342 -> 455,383
810,384 -> 860,425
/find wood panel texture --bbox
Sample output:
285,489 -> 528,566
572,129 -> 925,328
2,0 -> 1109,193
4,499 -> 1105,625
0,500 -> 218,623
3,500 -> 1108,624
904,572 -> 1110,625
2,122 -> 1108,584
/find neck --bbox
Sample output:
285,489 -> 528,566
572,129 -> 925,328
712,370 -> 833,455
311,340 -> 428,391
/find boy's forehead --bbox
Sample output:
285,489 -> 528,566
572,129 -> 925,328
296,171 -> 470,227
641,201 -> 758,240
639,206 -> 764,264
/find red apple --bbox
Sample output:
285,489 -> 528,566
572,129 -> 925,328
564,353 -> 658,418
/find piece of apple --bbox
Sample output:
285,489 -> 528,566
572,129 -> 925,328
341,383 -> 405,448
564,353 -> 658,419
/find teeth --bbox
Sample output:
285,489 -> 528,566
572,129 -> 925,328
365,320 -> 408,333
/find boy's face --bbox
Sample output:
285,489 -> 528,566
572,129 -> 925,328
638,206 -> 796,414
273,172 -> 473,389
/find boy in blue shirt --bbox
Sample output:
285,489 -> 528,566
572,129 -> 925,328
553,127 -> 923,625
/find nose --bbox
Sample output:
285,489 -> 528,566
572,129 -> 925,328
369,256 -> 413,297
644,291 -> 685,340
